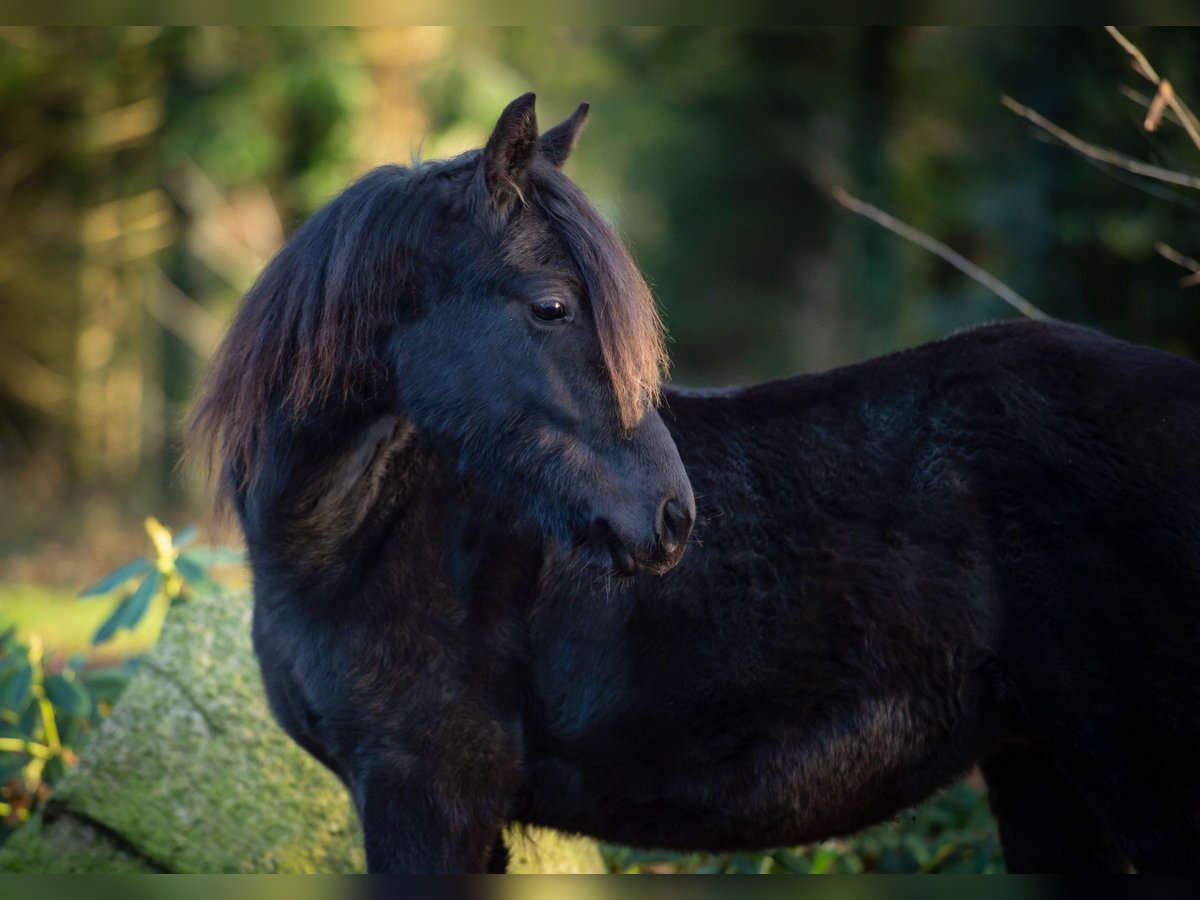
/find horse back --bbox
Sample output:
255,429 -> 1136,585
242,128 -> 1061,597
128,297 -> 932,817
662,318 -> 1200,735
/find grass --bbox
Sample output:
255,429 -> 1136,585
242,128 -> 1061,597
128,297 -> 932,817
0,583 -> 164,669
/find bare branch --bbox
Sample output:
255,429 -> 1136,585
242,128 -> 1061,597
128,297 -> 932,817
1155,242 -> 1200,288
1173,100 -> 1200,152
1105,25 -> 1159,82
831,186 -> 1050,321
1002,95 -> 1200,191
1120,85 -> 1183,128
1156,241 -> 1200,273
1144,80 -> 1172,133
1106,25 -> 1200,152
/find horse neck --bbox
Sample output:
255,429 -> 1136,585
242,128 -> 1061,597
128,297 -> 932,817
236,406 -> 541,607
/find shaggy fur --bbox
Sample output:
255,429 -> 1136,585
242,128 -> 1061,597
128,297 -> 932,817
193,94 -> 1200,874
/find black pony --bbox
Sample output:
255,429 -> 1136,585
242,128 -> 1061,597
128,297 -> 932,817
193,94 -> 1200,874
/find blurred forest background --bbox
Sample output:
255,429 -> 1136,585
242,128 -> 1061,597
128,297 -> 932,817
0,25 -> 1198,872
3,26 -> 1200,588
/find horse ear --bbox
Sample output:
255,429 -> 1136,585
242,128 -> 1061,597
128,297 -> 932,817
483,92 -> 539,207
538,101 -> 590,167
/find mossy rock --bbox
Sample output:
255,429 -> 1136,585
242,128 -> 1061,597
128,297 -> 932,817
0,589 -> 603,874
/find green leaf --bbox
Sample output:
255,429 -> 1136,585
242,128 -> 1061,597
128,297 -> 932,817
175,555 -> 220,598
122,570 -> 161,626
43,673 -> 93,719
18,700 -> 38,734
730,852 -> 769,874
80,558 -> 152,598
41,754 -> 69,786
58,716 -> 86,747
810,844 -> 839,874
92,600 -> 131,646
0,662 -> 33,713
78,667 -> 133,692
180,546 -> 245,567
0,650 -> 29,679
171,525 -> 198,549
0,624 -> 17,647
771,848 -> 811,874
92,570 -> 161,645
611,848 -> 693,866
79,667 -> 134,707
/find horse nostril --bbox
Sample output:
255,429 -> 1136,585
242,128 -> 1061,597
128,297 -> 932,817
657,497 -> 692,557
591,517 -> 639,576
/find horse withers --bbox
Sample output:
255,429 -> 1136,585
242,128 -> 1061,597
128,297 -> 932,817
192,93 -> 1200,874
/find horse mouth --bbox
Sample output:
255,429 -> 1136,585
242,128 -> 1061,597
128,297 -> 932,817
585,517 -> 684,578
609,540 -> 638,577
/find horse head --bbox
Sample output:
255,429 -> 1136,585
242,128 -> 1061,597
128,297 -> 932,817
402,93 -> 695,575
194,93 -> 694,577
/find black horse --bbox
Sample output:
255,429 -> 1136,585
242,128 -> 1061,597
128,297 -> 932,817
192,93 -> 1200,874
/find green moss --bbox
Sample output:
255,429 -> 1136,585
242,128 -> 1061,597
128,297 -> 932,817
35,590 -> 364,873
0,810 -> 154,873
506,827 -> 605,874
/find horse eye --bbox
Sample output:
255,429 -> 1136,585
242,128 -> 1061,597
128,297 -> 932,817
531,298 -> 568,322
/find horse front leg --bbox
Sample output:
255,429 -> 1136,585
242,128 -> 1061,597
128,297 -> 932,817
352,771 -> 502,873
349,721 -> 522,874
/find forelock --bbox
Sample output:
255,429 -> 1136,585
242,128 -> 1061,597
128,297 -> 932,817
528,163 -> 667,429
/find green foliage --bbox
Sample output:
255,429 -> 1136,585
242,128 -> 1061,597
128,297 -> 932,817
81,517 -> 244,646
603,780 -> 1003,874
0,628 -> 129,839
1,521 -> 243,846
0,27 -> 372,552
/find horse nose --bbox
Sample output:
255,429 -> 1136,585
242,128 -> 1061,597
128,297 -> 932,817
656,496 -> 694,559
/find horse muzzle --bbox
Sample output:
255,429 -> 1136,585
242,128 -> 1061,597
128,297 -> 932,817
588,491 -> 695,577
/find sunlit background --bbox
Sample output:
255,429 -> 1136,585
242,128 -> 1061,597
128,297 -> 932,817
1,26 -> 1198,870
5,26 -> 1200,578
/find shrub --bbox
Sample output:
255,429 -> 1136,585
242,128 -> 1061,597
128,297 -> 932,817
0,518 -> 240,844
